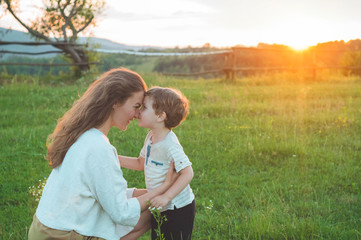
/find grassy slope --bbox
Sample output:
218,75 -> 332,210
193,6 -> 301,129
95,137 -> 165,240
0,73 -> 360,239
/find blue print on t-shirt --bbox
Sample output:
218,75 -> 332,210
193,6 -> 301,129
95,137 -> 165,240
146,144 -> 151,165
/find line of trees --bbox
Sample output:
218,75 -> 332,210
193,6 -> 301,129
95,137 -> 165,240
153,40 -> 361,76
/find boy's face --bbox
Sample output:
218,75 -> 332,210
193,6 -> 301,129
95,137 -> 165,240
138,96 -> 160,129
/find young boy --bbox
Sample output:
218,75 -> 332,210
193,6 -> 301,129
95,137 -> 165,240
118,87 -> 195,240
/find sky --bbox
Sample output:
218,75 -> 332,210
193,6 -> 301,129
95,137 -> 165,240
1,0 -> 361,50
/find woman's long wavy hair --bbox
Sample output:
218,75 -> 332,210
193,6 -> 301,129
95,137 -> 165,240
46,68 -> 147,168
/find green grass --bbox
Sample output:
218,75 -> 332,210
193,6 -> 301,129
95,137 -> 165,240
1,72 -> 361,239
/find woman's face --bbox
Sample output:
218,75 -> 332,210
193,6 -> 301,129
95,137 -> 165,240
111,91 -> 144,131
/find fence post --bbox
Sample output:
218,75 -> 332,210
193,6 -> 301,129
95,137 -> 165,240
359,50 -> 361,79
224,51 -> 233,80
225,48 -> 236,81
231,48 -> 236,81
312,50 -> 317,80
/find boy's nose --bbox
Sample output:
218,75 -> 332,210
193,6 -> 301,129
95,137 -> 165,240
134,110 -> 140,119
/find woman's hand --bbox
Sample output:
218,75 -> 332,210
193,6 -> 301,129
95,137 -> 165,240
150,194 -> 171,208
164,161 -> 179,187
136,162 -> 179,212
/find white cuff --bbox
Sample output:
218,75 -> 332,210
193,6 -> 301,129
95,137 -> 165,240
126,188 -> 136,199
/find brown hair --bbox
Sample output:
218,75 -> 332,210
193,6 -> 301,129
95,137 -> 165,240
46,68 -> 147,168
145,87 -> 189,129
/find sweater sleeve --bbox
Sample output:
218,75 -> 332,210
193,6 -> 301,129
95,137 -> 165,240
86,145 -> 141,227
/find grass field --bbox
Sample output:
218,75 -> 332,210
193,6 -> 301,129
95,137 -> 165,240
1,72 -> 361,239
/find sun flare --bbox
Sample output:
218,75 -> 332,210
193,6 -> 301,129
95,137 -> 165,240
289,43 -> 312,51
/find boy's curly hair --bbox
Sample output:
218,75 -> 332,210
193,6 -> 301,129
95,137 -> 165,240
145,87 -> 189,129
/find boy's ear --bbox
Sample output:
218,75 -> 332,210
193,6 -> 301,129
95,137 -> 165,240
157,112 -> 167,122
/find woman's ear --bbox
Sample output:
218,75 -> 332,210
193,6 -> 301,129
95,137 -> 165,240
113,102 -> 121,109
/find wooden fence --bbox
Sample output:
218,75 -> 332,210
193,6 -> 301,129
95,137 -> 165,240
1,41 -> 360,79
0,41 -> 97,67
166,47 -> 361,80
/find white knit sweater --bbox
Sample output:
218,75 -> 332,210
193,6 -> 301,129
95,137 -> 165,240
36,128 -> 140,240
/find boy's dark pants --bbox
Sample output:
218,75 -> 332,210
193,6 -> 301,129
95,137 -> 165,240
151,200 -> 196,240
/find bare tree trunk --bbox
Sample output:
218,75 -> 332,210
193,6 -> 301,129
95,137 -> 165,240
64,46 -> 89,71
55,44 -> 90,75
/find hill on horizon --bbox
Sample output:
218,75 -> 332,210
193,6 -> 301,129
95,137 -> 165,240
0,27 -> 162,59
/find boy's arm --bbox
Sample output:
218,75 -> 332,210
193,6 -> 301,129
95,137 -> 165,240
149,165 -> 193,208
118,155 -> 145,171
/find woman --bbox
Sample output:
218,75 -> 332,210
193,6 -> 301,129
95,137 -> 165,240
28,68 -> 178,240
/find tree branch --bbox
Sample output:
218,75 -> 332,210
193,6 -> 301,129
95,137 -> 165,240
65,1 -> 79,41
77,15 -> 94,34
69,0 -> 78,18
41,18 -> 53,32
4,1 -> 52,42
58,1 -> 69,41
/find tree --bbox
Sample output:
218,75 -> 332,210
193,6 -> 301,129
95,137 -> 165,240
3,0 -> 105,74
340,51 -> 361,76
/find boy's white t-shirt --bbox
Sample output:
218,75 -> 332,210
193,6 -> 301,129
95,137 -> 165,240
140,130 -> 194,211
